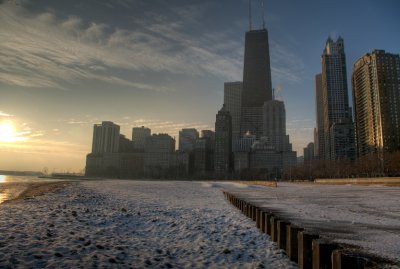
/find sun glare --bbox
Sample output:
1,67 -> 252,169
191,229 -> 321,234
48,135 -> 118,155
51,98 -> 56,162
0,123 -> 18,142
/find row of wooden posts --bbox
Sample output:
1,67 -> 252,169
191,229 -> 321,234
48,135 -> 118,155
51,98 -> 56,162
223,191 -> 385,269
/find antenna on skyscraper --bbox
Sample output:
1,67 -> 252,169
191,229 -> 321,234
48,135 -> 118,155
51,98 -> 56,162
248,0 -> 252,31
261,0 -> 265,29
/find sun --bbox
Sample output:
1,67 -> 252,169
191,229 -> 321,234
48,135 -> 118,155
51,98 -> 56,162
0,123 -> 17,142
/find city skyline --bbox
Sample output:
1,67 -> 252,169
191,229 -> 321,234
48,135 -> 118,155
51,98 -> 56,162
1,0 -> 399,172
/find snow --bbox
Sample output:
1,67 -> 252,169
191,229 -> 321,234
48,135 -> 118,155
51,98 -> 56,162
222,182 -> 400,266
0,180 -> 298,268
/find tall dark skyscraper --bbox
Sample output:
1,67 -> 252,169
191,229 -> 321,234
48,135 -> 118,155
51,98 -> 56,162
320,37 -> 355,160
242,29 -> 273,106
217,3 -> 297,178
240,29 -> 273,138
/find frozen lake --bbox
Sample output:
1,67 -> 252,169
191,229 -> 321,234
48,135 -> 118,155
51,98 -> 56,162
222,182 -> 400,265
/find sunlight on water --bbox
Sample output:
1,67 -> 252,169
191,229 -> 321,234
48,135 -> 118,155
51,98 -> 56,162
0,192 -> 6,203
0,175 -> 5,183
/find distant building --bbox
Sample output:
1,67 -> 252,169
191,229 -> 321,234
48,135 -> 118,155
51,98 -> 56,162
352,50 -> 400,156
303,142 -> 315,163
249,138 -> 282,179
91,121 -> 120,154
86,121 -> 144,178
144,134 -> 175,178
132,126 -> 151,150
224,81 -> 242,148
174,151 -> 189,177
200,130 -> 215,172
240,107 -> 264,139
263,100 -> 286,151
215,105 -> 232,175
320,37 -> 355,160
234,132 -> 256,152
233,151 -> 249,172
193,139 -> 207,175
179,128 -> 199,153
119,134 -> 134,153
297,156 -> 305,165
329,122 -> 356,160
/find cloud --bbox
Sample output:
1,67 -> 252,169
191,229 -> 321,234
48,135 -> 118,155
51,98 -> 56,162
117,118 -> 213,140
0,138 -> 88,158
0,1 -> 244,92
270,40 -> 306,84
0,111 -> 14,117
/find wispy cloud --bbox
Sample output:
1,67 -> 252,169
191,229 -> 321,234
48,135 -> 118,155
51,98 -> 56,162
0,2 -> 243,91
116,117 -> 213,139
270,40 -> 306,84
0,138 -> 88,158
0,111 -> 14,117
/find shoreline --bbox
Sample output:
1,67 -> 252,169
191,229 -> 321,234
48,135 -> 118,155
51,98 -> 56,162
1,181 -> 72,204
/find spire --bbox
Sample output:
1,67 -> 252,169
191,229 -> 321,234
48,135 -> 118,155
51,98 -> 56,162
248,0 -> 252,31
261,0 -> 265,29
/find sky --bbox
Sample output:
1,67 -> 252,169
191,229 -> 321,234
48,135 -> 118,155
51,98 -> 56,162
0,0 -> 399,172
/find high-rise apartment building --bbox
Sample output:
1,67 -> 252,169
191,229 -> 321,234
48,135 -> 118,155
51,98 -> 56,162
240,29 -> 273,138
179,128 -> 199,153
320,37 -> 355,160
91,121 -> 120,154
132,126 -> 151,150
224,81 -> 242,148
352,50 -> 400,156
215,105 -> 232,175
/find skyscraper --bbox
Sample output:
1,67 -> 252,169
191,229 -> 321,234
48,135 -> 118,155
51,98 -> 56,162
132,126 -> 151,150
320,37 -> 355,160
352,50 -> 400,156
242,29 -> 273,106
240,29 -> 273,138
91,121 -> 120,154
215,104 -> 232,175
224,81 -> 242,148
314,73 -> 325,159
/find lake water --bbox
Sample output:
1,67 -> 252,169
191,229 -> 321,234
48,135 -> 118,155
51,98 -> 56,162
0,175 -> 61,204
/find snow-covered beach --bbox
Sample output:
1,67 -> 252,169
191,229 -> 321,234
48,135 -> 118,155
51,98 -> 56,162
0,180 -> 297,269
